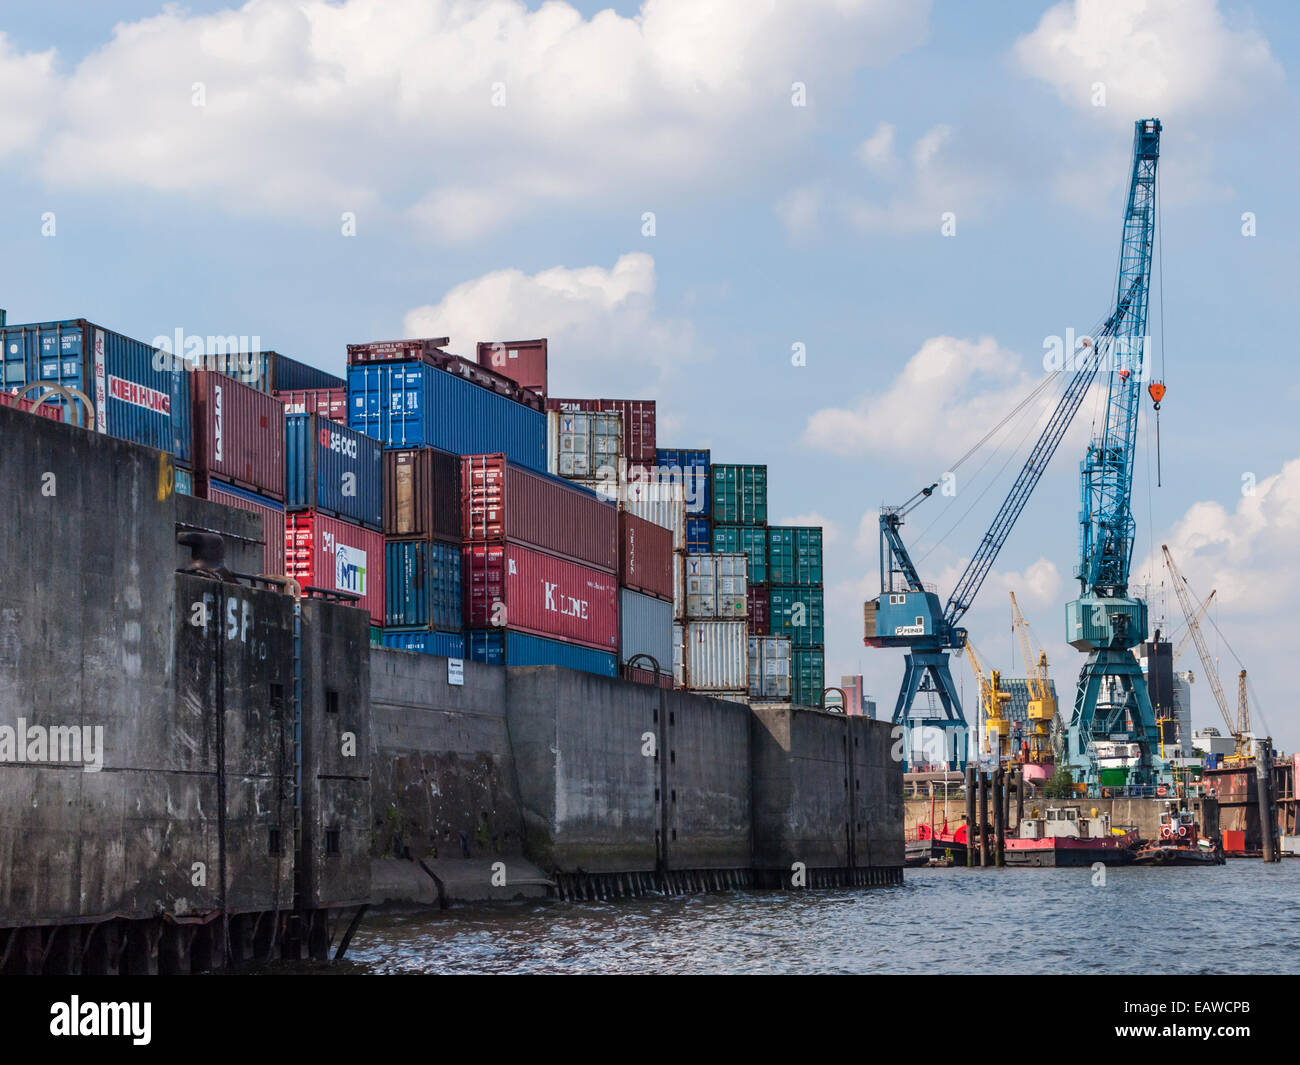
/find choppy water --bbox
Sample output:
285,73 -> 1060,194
344,861 -> 1300,975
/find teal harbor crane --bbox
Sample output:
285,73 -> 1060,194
1062,118 -> 1166,790
864,118 -> 1165,776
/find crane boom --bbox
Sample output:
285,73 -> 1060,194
1173,589 -> 1215,664
1162,544 -> 1234,735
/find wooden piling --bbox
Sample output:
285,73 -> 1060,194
1256,739 -> 1277,862
978,771 -> 990,867
992,767 -> 1005,867
965,765 -> 977,867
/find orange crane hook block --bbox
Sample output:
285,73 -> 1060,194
1148,381 -> 1166,410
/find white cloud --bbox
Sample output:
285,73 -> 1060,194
403,252 -> 699,396
777,511 -> 841,546
845,123 -> 994,234
0,33 -> 56,158
8,0 -> 929,239
775,184 -> 822,239
801,335 -> 1050,463
1014,0 -> 1282,121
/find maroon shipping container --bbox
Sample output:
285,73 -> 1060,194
276,387 -> 347,424
748,585 -> 770,635
347,337 -> 543,412
0,389 -> 66,422
545,397 -> 656,464
285,509 -> 385,624
618,510 -> 673,602
191,370 -> 286,500
476,338 -> 547,398
624,664 -> 673,689
462,542 -> 618,651
198,477 -> 286,577
383,446 -> 462,542
461,453 -> 617,573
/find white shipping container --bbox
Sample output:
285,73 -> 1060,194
602,478 -> 687,551
748,635 -> 792,700
674,552 -> 748,619
674,620 -> 747,691
619,587 -> 673,673
547,409 -> 622,480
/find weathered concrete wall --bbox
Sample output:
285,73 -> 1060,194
369,647 -> 526,875
505,666 -> 660,873
853,715 -> 906,870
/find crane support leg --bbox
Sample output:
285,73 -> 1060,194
892,650 -> 968,771
1068,648 -> 1162,787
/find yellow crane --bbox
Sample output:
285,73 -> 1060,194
1009,591 -> 1056,767
1161,545 -> 1252,763
963,638 -> 1012,762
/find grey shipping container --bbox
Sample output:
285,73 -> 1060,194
673,620 -> 748,692
748,635 -> 792,701
618,588 -> 673,676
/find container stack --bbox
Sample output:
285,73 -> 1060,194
190,370 -> 287,576
460,454 -> 620,677
379,445 -> 464,655
712,463 -> 769,646
547,398 -> 657,481
765,525 -> 826,706
283,410 -> 386,624
655,448 -> 711,553
672,550 -> 749,702
616,510 -> 674,688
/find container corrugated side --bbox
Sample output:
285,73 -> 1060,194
385,539 -> 462,631
284,509 -> 385,623
674,620 -> 748,691
547,397 -> 656,465
347,361 -> 546,472
380,629 -> 465,657
748,635 -> 792,701
201,478 -> 286,576
618,510 -> 673,601
461,454 -> 618,573
685,516 -> 712,554
712,524 -> 768,583
674,552 -> 748,620
711,463 -> 767,524
465,629 -> 617,677
383,446 -> 461,542
620,480 -> 686,552
276,387 -> 348,424
767,526 -> 824,585
618,588 -> 673,671
461,543 -> 619,651
655,447 -> 710,516
192,370 -> 286,500
285,413 -> 383,529
224,351 -> 344,394
623,664 -> 674,689
476,338 -> 548,398
769,586 -> 825,647
791,647 -> 826,707
0,318 -> 192,461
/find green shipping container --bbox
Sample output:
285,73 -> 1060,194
792,648 -> 825,707
1098,767 -> 1129,788
712,524 -> 768,583
711,464 -> 767,524
769,586 -> 825,648
767,526 -> 823,585
369,624 -> 383,648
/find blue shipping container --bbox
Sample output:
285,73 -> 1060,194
655,447 -> 711,516
285,412 -> 383,529
685,516 -> 712,554
384,539 -> 462,631
466,630 -> 618,678
348,361 -> 546,472
220,350 -> 344,394
380,629 -> 465,657
0,318 -> 192,462
175,467 -> 194,496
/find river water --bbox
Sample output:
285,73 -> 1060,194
344,862 -> 1299,974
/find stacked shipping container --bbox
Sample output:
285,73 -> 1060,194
763,526 -> 825,706
617,511 -> 674,687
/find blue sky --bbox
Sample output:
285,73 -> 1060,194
3,0 -> 1297,749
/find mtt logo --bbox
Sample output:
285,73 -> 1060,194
336,545 -> 367,595
542,580 -> 589,619
319,427 -> 358,458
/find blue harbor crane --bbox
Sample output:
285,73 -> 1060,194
1062,118 -> 1166,789
864,118 -> 1165,775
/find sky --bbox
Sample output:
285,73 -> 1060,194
2,0 -> 1297,751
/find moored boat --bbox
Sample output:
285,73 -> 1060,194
1003,805 -> 1138,867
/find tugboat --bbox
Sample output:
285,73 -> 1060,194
1003,805 -> 1139,867
905,817 -> 968,867
1132,803 -> 1225,866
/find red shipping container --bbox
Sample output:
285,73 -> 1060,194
462,454 -> 617,573
192,370 -> 286,500
276,387 -> 347,424
545,397 -> 656,465
1221,829 -> 1245,855
462,542 -> 618,651
0,389 -> 66,422
748,585 -> 770,635
200,477 -> 286,577
618,511 -> 673,602
476,338 -> 547,398
624,664 -> 673,689
285,510 -> 385,623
